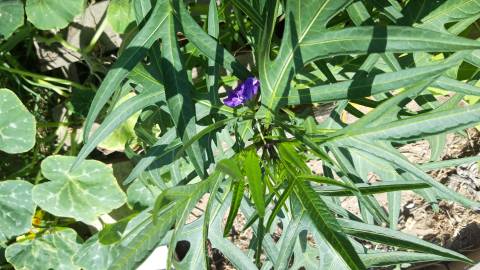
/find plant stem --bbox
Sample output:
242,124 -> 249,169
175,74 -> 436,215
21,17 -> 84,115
36,35 -> 81,53
83,15 -> 109,54
0,65 -> 90,90
255,216 -> 265,267
37,121 -> 80,128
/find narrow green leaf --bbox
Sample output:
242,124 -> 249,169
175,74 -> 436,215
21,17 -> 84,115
257,0 -> 279,65
300,27 -> 480,64
432,76 -> 480,96
74,90 -> 165,169
224,180 -> 245,237
346,1 -> 371,26
284,63 -> 454,105
339,138 -> 480,208
99,216 -> 133,245
339,218 -> 472,263
173,1 -> 250,79
108,205 -> 178,270
160,8 -> 205,178
420,156 -> 480,171
230,0 -> 263,30
274,210 -> 306,270
314,181 -> 430,196
209,197 -> 258,270
217,158 -> 243,181
207,0 -> 220,107
84,0 -> 170,141
265,177 -> 296,231
360,251 -> 458,267
416,0 -> 480,32
278,143 -> 310,173
202,172 -> 223,267
298,175 -> 355,190
295,181 -> 366,270
351,102 -> 480,141
124,129 -> 181,185
174,117 -> 240,160
244,149 -> 265,217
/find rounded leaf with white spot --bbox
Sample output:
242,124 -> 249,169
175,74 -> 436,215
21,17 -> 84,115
0,180 -> 35,242
0,0 -> 24,38
33,156 -> 126,224
25,0 -> 86,30
0,88 -> 36,154
5,228 -> 82,270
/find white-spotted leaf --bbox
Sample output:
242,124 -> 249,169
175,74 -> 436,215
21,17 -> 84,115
0,180 -> 35,242
0,0 -> 24,38
25,0 -> 85,30
32,156 -> 126,224
0,88 -> 36,154
5,228 -> 82,270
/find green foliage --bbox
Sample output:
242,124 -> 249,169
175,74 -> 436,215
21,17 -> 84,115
25,0 -> 86,30
0,89 -> 36,154
32,156 -> 126,224
5,228 -> 82,270
107,0 -> 135,34
0,0 -> 24,38
4,0 -> 480,269
0,180 -> 35,242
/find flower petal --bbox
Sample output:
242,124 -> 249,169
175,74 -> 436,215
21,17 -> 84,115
222,76 -> 260,107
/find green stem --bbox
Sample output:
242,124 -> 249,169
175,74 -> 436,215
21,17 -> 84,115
37,121 -> 80,128
84,15 -> 109,54
0,65 -> 90,90
255,216 -> 265,267
36,35 -> 81,53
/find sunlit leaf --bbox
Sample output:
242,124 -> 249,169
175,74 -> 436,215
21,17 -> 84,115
25,0 -> 85,30
0,88 -> 36,154
33,156 -> 126,224
0,180 -> 35,241
6,229 -> 82,270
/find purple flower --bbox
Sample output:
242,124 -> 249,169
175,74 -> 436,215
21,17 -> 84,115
223,77 -> 260,108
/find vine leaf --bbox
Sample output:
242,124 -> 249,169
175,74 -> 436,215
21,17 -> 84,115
5,228 -> 82,270
0,0 -> 24,38
25,0 -> 86,30
32,156 -> 126,224
0,180 -> 35,242
0,88 -> 36,154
